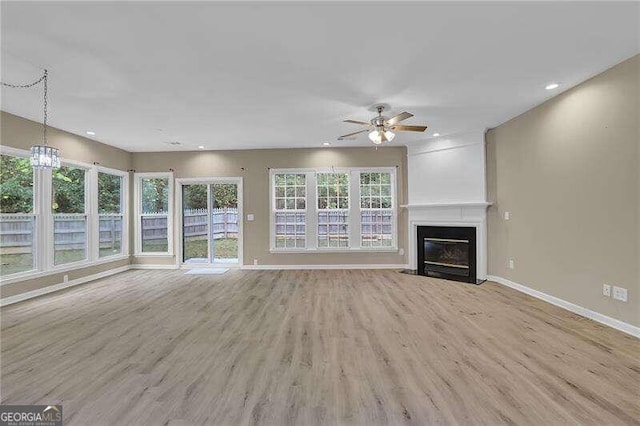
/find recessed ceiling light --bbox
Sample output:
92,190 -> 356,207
86,131 -> 95,136
198,145 -> 205,150
545,83 -> 560,90
432,133 -> 440,137
323,142 -> 331,146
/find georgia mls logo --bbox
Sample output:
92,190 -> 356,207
0,405 -> 63,426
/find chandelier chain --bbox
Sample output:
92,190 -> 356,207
1,70 -> 48,145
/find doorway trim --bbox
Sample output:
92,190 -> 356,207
175,177 -> 243,269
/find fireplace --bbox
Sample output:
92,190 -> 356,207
417,226 -> 477,284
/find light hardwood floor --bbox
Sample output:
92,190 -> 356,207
1,269 -> 639,425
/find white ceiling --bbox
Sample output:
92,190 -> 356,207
1,2 -> 638,152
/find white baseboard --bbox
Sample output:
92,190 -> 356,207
1,265 -> 131,307
487,275 -> 640,339
130,264 -> 179,270
241,264 -> 410,270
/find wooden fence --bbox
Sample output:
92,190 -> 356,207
0,214 -> 125,254
1,208 -> 392,253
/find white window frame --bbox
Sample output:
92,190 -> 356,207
358,170 -> 396,249
0,147 -> 39,278
51,159 -> 91,269
175,176 -> 244,268
96,166 -> 130,260
134,172 -> 174,256
0,146 -> 130,286
270,171 -> 309,250
269,167 -> 398,253
316,170 -> 351,249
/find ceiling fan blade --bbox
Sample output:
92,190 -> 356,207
390,124 -> 428,132
385,111 -> 413,126
343,119 -> 370,125
338,129 -> 368,139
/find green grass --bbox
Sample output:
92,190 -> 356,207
142,241 -> 169,253
184,238 -> 238,261
1,249 -> 87,276
1,246 -> 125,277
100,244 -> 123,258
0,253 -> 34,275
1,238 -> 238,276
54,249 -> 87,265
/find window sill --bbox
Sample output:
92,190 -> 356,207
269,248 -> 399,254
133,252 -> 174,257
0,254 -> 130,286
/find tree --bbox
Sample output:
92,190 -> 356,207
98,173 -> 122,213
212,184 -> 237,208
183,185 -> 207,210
183,184 -> 237,210
0,155 -> 33,213
142,178 -> 168,213
52,166 -> 85,213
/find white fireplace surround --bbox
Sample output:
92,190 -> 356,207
404,203 -> 491,279
405,130 -> 490,280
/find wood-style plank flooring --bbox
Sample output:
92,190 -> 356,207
1,269 -> 639,425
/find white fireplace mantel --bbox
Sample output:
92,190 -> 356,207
405,130 -> 491,280
405,202 -> 491,280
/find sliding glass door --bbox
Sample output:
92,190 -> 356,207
180,179 -> 241,266
182,184 -> 209,263
210,183 -> 239,263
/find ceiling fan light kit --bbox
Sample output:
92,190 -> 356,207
368,129 -> 395,144
340,104 -> 427,146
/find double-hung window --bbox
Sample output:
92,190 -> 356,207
317,172 -> 350,248
0,148 -> 130,282
359,172 -> 394,248
0,153 -> 36,275
98,170 -> 126,258
135,173 -> 173,255
52,165 -> 88,265
270,167 -> 396,252
273,173 -> 306,248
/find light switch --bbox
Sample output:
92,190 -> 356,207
246,214 -> 255,221
504,211 -> 510,220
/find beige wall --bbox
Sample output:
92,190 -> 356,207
1,111 -> 131,170
0,259 -> 130,298
486,55 -> 639,327
131,147 -> 408,266
1,111 -> 133,299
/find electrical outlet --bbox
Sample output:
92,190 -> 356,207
63,274 -> 69,283
246,214 -> 255,221
602,284 -> 611,297
508,259 -> 515,269
504,211 -> 510,220
398,248 -> 405,256
253,258 -> 258,266
613,286 -> 628,302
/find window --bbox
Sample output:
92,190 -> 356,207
317,172 -> 349,248
0,154 -> 36,275
0,148 -> 129,284
52,165 -> 87,265
360,172 -> 393,247
270,167 -> 397,252
98,172 -> 124,258
273,173 -> 306,248
136,173 -> 173,254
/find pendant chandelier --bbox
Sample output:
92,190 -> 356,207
1,69 -> 61,169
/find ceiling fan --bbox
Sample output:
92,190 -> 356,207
338,104 -> 428,145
